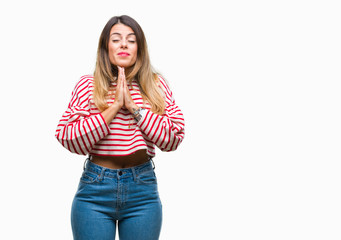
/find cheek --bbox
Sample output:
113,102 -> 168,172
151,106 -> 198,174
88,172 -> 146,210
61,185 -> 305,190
108,44 -> 116,55
108,45 -> 118,64
132,47 -> 138,61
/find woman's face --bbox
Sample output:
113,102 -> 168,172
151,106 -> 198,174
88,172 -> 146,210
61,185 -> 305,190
108,23 -> 138,69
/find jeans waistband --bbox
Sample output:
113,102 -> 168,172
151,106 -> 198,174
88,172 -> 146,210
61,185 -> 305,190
83,157 -> 155,179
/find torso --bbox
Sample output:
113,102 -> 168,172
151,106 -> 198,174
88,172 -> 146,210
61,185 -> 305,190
86,77 -> 156,157
90,149 -> 150,169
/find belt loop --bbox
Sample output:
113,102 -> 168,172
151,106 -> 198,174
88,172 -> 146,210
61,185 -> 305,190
131,167 -> 137,182
151,158 -> 155,170
83,156 -> 89,170
99,167 -> 105,181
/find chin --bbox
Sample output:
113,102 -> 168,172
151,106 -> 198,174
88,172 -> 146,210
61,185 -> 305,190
115,62 -> 133,68
119,64 -> 132,68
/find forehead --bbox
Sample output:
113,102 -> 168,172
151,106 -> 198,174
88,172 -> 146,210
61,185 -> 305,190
110,23 -> 135,36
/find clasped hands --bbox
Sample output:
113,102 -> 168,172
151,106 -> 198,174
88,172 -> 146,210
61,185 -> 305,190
113,66 -> 139,113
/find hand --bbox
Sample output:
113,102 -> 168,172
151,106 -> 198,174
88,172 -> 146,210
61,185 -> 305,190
112,66 -> 125,109
114,66 -> 138,113
122,72 -> 138,113
102,66 -> 138,125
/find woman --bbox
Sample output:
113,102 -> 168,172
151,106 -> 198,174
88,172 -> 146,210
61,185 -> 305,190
55,15 -> 185,240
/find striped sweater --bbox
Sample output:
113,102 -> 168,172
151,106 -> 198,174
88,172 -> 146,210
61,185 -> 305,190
55,75 -> 185,157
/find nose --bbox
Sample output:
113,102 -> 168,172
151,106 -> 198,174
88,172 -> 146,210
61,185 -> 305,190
120,40 -> 128,49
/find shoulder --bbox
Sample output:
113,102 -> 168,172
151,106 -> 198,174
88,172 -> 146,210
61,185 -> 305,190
74,75 -> 94,89
156,74 -> 175,103
156,74 -> 167,87
71,74 -> 94,96
156,74 -> 173,96
78,74 -> 94,85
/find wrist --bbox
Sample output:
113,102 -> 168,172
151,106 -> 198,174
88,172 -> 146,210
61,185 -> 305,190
132,107 -> 145,122
127,103 -> 139,114
111,101 -> 122,111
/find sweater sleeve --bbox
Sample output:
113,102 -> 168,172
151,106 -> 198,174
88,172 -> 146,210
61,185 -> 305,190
136,76 -> 185,152
55,76 -> 110,155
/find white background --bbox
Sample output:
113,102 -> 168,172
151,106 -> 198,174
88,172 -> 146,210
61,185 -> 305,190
0,0 -> 340,239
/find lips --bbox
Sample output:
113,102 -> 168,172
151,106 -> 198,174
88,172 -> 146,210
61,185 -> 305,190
118,52 -> 130,57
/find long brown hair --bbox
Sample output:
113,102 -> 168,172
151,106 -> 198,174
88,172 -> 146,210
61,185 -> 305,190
93,15 -> 165,114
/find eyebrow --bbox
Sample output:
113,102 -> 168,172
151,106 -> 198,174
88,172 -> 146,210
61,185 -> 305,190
110,32 -> 136,37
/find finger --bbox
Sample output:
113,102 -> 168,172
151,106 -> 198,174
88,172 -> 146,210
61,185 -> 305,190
123,74 -> 127,87
116,75 -> 122,97
117,66 -> 122,79
121,67 -> 126,82
120,73 -> 125,90
119,67 -> 126,89
118,66 -> 122,79
124,77 -> 130,97
124,79 -> 132,103
117,68 -> 121,83
121,70 -> 125,86
116,67 -> 124,94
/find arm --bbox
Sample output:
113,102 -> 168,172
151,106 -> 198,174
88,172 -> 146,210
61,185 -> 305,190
132,76 -> 185,152
101,67 -> 125,125
56,67 -> 130,155
55,76 -> 111,155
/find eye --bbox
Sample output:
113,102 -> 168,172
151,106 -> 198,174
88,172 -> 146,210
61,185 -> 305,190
128,40 -> 136,43
112,39 -> 120,43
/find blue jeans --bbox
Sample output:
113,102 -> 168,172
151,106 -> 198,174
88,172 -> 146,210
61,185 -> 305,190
71,158 -> 162,240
